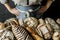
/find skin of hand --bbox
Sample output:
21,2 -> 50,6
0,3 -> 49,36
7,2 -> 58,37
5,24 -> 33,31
38,0 -> 53,14
4,3 -> 19,16
10,8 -> 20,16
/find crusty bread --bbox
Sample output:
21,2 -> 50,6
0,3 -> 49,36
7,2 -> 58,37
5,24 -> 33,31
25,26 -> 44,40
0,22 -> 5,30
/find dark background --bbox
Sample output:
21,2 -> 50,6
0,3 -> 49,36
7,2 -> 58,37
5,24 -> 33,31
0,0 -> 60,22
42,0 -> 60,19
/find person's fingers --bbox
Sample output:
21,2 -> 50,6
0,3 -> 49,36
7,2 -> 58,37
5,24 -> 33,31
11,8 -> 20,16
14,10 -> 20,16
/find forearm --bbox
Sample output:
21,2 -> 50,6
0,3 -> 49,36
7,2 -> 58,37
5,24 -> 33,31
46,0 -> 53,9
4,3 -> 14,13
4,3 -> 19,16
39,0 -> 53,14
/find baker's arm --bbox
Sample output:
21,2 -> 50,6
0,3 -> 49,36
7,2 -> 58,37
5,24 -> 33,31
39,0 -> 55,14
4,3 -> 19,16
0,0 -> 19,16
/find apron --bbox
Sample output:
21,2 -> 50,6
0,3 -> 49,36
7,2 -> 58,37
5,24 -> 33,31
15,5 -> 42,21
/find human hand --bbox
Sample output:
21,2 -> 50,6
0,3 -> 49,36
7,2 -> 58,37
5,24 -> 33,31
38,0 -> 54,14
38,6 -> 47,14
10,8 -> 20,16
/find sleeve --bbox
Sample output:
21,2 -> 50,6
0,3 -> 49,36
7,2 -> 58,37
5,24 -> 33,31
0,0 -> 8,4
